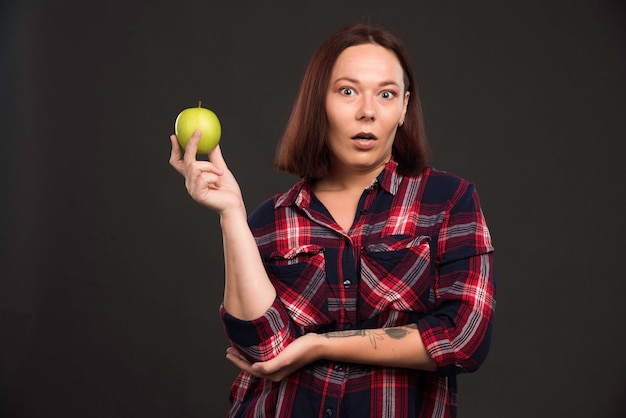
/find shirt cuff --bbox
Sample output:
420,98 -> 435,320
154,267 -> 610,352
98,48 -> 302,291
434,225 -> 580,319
220,298 -> 295,362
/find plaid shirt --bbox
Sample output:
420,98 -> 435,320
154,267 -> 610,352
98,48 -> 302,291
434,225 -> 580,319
221,161 -> 496,418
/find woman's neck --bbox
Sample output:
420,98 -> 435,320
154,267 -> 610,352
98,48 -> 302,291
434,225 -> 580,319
314,161 -> 387,193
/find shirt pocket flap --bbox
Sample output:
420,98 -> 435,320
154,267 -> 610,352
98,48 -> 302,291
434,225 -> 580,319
360,235 -> 432,321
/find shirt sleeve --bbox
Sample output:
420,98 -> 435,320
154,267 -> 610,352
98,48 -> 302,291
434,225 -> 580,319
219,196 -> 299,363
417,182 -> 496,376
220,298 -> 298,363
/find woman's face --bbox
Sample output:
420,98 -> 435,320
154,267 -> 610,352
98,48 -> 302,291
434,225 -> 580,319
325,43 -> 409,177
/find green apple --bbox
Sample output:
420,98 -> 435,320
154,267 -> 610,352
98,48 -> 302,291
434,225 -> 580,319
175,101 -> 221,154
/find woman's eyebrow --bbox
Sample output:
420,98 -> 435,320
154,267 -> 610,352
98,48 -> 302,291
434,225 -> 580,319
331,77 -> 401,87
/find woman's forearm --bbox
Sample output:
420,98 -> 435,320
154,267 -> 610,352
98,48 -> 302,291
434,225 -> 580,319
317,324 -> 437,371
220,207 -> 276,320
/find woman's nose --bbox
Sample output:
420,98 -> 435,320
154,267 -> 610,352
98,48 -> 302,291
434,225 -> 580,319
357,96 -> 375,121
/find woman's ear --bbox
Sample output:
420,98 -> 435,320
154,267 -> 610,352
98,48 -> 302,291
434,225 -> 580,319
399,91 -> 410,126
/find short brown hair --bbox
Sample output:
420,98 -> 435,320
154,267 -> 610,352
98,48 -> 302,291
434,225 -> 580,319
274,24 -> 429,179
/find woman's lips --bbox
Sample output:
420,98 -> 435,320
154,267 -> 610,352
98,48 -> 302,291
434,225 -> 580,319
351,133 -> 378,149
351,132 -> 377,140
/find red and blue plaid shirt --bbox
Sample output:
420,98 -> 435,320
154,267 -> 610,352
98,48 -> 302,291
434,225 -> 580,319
221,161 -> 496,417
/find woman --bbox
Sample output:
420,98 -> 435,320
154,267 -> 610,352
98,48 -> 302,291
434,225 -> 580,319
170,23 -> 495,418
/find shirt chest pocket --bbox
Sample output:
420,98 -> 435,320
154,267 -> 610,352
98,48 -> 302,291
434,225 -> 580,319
264,245 -> 330,332
359,235 -> 433,322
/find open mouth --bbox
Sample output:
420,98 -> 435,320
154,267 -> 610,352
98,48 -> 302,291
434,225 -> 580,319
351,132 -> 377,140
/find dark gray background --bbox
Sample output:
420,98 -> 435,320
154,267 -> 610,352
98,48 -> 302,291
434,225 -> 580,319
1,0 -> 625,417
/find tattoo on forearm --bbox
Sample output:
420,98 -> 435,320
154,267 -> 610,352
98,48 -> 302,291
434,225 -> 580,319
324,324 -> 417,349
384,323 -> 417,339
324,329 -> 367,338
383,328 -> 409,339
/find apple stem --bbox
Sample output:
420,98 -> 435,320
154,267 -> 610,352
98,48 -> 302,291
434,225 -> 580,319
198,100 -> 202,108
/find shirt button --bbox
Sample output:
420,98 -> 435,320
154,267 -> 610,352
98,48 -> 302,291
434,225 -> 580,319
343,279 -> 351,287
325,408 -> 333,416
334,364 -> 343,371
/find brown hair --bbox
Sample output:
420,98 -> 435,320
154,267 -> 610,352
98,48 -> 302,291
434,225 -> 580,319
274,23 -> 429,179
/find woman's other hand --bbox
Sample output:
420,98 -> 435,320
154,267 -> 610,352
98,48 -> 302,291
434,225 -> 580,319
225,333 -> 322,382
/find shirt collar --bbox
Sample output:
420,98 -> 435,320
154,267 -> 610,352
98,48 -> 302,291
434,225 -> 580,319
275,159 -> 404,209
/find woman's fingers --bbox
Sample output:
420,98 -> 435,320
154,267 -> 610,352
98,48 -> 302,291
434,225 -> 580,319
225,346 -> 291,382
171,130 -> 224,184
183,130 -> 224,173
226,348 -> 256,374
225,347 -> 247,362
170,129 -> 240,211
183,129 -> 202,163
186,169 -> 221,193
207,144 -> 226,171
169,135 -> 185,175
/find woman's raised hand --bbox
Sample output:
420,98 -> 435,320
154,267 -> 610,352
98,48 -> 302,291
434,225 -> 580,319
169,130 -> 245,215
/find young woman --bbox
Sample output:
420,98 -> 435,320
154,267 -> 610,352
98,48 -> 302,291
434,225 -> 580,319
170,23 -> 496,418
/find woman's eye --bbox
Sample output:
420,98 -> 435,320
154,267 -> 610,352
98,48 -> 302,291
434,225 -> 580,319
340,87 -> 354,96
381,91 -> 395,99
